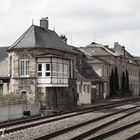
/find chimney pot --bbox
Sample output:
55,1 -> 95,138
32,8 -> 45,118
114,42 -> 118,48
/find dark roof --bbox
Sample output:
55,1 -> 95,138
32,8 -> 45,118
80,42 -> 119,57
87,56 -> 110,65
0,58 -> 9,78
125,51 -> 139,65
8,25 -> 74,53
113,47 -> 139,65
134,56 -> 140,65
80,46 -> 112,56
74,47 -> 103,82
0,47 -> 8,60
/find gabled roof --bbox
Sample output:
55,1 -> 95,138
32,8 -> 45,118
113,44 -> 139,65
73,47 -> 103,82
124,51 -> 138,65
8,25 -> 74,53
80,46 -> 111,56
80,43 -> 120,57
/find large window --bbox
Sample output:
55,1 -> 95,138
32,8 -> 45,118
38,64 -> 42,76
19,54 -> 29,77
37,58 -> 70,85
52,63 -> 69,78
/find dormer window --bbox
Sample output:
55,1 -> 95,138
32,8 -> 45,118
19,54 -> 29,77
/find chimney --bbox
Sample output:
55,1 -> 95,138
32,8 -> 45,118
40,17 -> 48,30
114,42 -> 119,48
122,46 -> 126,56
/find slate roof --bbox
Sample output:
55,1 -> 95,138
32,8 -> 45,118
81,42 -> 139,66
113,45 -> 139,65
134,56 -> 140,65
121,51 -> 138,65
0,47 -> 8,60
80,43 -> 119,57
0,58 -> 9,78
0,47 -> 9,78
87,56 -> 110,65
8,25 -> 74,53
73,47 -> 103,82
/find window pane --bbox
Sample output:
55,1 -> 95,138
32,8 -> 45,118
52,63 -> 56,77
38,72 -> 42,76
26,61 -> 29,75
63,64 -> 69,78
19,54 -> 29,76
46,64 -> 50,71
46,72 -> 50,76
59,64 -> 62,77
38,64 -> 42,71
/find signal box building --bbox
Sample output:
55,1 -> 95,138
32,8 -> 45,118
7,18 -> 77,109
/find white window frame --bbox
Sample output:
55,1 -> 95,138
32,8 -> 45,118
37,63 -> 51,77
37,58 -> 70,85
37,63 -> 42,77
45,63 -> 51,77
64,64 -> 69,78
19,54 -> 30,77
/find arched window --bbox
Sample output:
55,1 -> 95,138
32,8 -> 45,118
19,54 -> 29,77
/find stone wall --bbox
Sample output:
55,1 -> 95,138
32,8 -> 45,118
0,102 -> 40,122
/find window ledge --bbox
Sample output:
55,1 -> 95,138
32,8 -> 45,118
20,75 -> 30,78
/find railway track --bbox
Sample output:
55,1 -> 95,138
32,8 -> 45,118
0,100 -> 123,128
34,104 -> 140,140
87,119 -> 140,140
1,98 -> 138,133
1,98 -> 140,139
1,97 -> 139,130
126,132 -> 140,140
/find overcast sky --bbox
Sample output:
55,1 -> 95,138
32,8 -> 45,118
0,0 -> 140,55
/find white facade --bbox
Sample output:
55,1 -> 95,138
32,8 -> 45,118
77,81 -> 91,104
